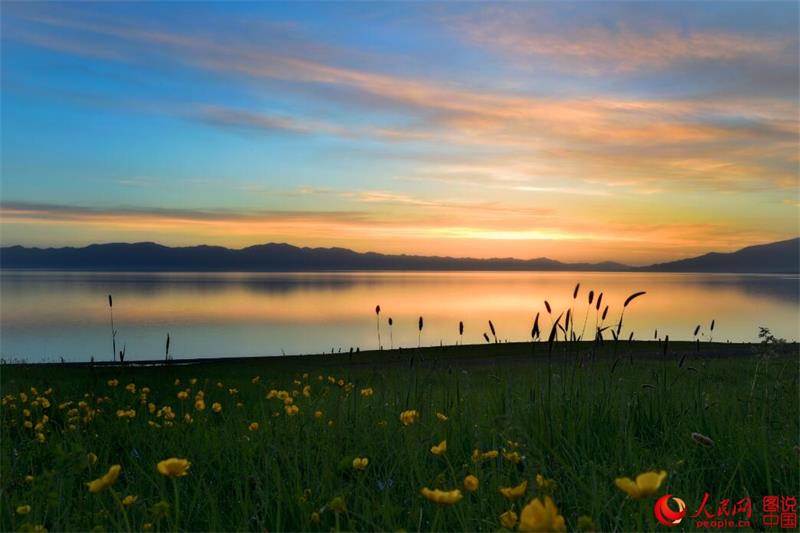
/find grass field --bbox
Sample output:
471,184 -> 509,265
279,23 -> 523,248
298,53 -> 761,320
1,340 -> 798,532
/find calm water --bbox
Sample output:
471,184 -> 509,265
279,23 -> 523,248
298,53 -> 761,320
1,271 -> 797,362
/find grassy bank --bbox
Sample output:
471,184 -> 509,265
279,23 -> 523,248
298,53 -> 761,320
2,341 -> 798,531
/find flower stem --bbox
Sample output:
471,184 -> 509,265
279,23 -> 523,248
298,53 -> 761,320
173,478 -> 181,531
110,489 -> 132,533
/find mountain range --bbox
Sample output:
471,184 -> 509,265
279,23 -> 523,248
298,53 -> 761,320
1,238 -> 797,273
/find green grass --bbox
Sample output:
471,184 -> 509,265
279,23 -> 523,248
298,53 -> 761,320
1,341 -> 798,532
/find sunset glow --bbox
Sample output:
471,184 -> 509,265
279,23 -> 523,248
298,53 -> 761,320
1,2 -> 797,264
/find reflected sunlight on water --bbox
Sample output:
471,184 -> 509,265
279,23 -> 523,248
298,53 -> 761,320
1,271 -> 797,361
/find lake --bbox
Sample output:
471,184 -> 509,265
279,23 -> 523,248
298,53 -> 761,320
0,270 -> 797,362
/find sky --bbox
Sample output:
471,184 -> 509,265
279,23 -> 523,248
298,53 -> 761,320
0,1 -> 798,265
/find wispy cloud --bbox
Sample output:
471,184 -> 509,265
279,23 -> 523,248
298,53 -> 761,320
453,8 -> 795,74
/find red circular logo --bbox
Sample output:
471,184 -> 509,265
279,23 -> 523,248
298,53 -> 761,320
654,494 -> 687,527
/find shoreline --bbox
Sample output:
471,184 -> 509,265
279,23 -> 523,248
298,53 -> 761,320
3,340 -> 796,369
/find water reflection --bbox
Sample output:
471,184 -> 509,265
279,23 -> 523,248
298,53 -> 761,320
1,271 -> 797,361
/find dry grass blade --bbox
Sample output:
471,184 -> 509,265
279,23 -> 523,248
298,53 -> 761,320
691,432 -> 715,447
693,324 -> 701,336
623,291 -> 646,307
544,300 -> 552,314
547,312 -> 563,352
588,290 -> 594,305
573,283 -> 580,299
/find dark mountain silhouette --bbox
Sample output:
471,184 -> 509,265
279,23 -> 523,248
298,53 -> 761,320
640,237 -> 799,273
0,238 -> 797,273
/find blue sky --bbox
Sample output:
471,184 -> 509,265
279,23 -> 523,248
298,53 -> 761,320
1,1 -> 797,264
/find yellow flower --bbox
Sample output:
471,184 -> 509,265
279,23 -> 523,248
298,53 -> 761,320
143,523 -> 153,531
329,496 -> 347,513
430,440 -> 447,455
420,487 -> 463,505
360,387 -> 374,397
87,453 -> 98,465
519,496 -> 566,532
107,380 -> 118,387
190,378 -> 197,385
125,383 -> 136,393
310,512 -> 320,523
23,421 -> 33,429
436,412 -> 448,421
25,475 -> 34,483
314,410 -> 323,418
535,474 -> 556,491
303,385 -> 312,397
122,495 -> 138,506
177,391 -> 188,400
184,414 -> 193,424
499,510 -> 518,529
400,409 -> 419,426
352,457 -> 369,470
614,470 -> 667,499
499,480 -> 528,500
35,433 -> 45,443
16,505 -> 31,515
251,375 -> 260,384
285,405 -> 299,416
23,409 -> 31,417
248,422 -> 259,431
174,379 -> 181,385
472,449 -> 500,462
86,464 -> 121,493
212,402 -> 222,413
463,475 -> 479,492
194,399 -> 206,411
577,515 -> 597,532
157,458 -> 191,477
504,451 -> 523,464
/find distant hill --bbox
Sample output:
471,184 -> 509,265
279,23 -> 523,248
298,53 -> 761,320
0,238 -> 797,273
640,237 -> 799,274
0,242 -> 629,271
